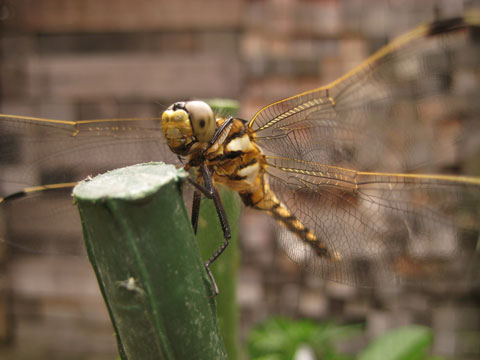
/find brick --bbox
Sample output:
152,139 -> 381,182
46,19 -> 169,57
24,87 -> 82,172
25,54 -> 242,101
7,196 -> 83,244
295,1 -> 341,36
12,317 -> 116,357
6,0 -> 244,33
198,32 -> 238,55
160,33 -> 195,54
237,268 -> 264,307
0,290 -> 10,342
298,289 -> 328,318
8,256 -> 100,298
8,255 -> 116,356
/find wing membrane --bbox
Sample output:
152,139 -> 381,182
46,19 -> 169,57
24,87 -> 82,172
0,115 -> 181,253
0,114 -> 177,195
0,184 -> 84,255
252,16 -> 480,286
265,156 -> 480,286
251,15 -> 480,172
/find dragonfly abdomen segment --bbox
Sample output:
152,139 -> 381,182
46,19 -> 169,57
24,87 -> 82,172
268,202 -> 329,258
240,183 -> 330,259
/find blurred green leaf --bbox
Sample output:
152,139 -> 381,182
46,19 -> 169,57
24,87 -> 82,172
247,317 -> 360,360
247,318 -> 445,360
357,325 -> 434,360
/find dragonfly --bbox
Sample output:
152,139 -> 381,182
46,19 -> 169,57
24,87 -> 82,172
1,15 -> 479,292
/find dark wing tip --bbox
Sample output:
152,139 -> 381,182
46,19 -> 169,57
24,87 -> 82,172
1,190 -> 28,202
427,16 -> 468,36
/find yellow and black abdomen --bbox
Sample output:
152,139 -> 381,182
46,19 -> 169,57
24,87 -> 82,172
240,179 -> 331,258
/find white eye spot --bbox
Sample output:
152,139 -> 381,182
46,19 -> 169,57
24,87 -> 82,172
185,101 -> 215,143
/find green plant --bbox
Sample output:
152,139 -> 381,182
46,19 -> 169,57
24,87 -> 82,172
357,325 -> 441,360
247,317 -> 360,360
247,317 -> 444,360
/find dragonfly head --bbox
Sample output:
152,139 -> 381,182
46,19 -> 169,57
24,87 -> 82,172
161,101 -> 216,155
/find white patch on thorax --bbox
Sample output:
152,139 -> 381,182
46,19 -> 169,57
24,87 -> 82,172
237,162 -> 260,184
226,134 -> 254,152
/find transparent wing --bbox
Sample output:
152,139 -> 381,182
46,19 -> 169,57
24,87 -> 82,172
251,16 -> 480,286
251,16 -> 480,172
0,115 -> 180,253
266,157 -> 480,287
1,186 -> 84,255
0,115 -> 178,194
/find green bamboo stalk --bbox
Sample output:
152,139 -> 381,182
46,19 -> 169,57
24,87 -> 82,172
73,162 -> 227,360
197,186 -> 241,360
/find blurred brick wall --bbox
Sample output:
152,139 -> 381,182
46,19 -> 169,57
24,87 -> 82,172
0,1 -> 245,359
0,0 -> 479,359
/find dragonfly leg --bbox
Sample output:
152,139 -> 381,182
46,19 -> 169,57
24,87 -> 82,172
186,164 -> 231,295
191,190 -> 202,234
207,116 -> 234,147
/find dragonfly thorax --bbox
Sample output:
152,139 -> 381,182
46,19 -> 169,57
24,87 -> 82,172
161,101 -> 216,155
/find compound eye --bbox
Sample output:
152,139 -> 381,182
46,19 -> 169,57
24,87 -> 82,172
186,101 -> 216,143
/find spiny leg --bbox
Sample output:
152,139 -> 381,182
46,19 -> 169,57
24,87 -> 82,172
187,163 -> 231,295
191,189 -> 202,234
